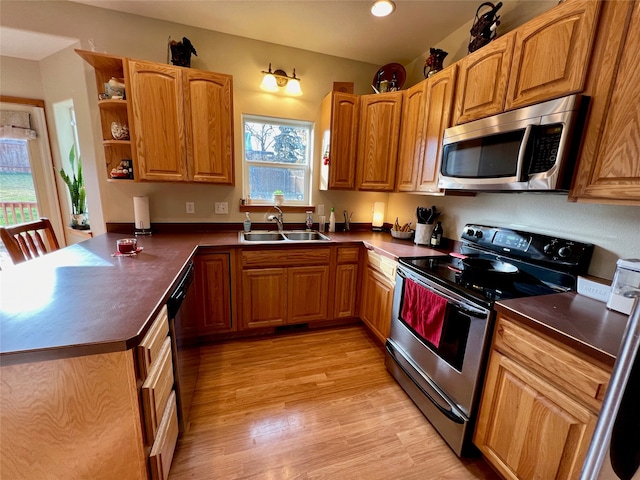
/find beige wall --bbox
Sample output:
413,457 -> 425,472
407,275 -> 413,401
1,0 -> 639,279
0,56 -> 45,99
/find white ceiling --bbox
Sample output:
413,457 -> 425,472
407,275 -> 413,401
1,1 -> 546,66
69,0 -> 487,65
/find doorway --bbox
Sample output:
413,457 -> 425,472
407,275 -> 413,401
0,97 -> 64,267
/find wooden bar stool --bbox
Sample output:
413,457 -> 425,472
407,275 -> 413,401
0,217 -> 60,264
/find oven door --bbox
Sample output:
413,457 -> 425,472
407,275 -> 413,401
388,265 -> 492,417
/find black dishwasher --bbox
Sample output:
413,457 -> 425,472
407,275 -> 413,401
167,261 -> 200,432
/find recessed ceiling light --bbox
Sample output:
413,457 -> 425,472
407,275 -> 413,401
371,0 -> 396,17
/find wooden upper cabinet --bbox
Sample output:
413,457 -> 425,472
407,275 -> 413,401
570,0 -> 640,205
396,80 -> 427,192
128,60 -> 234,183
184,70 -> 234,184
128,60 -> 188,182
320,92 -> 360,190
453,34 -> 515,125
416,65 -> 457,193
357,91 -> 403,191
505,0 -> 601,110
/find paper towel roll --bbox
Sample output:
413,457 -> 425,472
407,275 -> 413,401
133,196 -> 150,230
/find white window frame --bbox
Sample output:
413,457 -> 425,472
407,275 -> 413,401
242,114 -> 313,206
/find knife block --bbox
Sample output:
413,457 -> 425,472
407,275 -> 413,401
414,224 -> 431,246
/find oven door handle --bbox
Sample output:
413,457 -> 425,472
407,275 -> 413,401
386,341 -> 466,425
398,268 -> 489,318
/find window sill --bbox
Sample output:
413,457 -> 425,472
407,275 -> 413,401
238,202 -> 315,213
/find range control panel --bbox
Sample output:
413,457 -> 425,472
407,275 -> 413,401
461,224 -> 594,273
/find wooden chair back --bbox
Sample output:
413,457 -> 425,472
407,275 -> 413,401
0,217 -> 60,264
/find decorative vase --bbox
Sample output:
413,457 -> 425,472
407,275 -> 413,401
273,194 -> 284,206
424,48 -> 449,78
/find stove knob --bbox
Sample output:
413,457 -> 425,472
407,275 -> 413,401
543,243 -> 556,255
558,246 -> 572,258
475,230 -> 483,239
465,228 -> 475,237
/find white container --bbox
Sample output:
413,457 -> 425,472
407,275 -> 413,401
414,223 -> 430,246
607,259 -> 640,315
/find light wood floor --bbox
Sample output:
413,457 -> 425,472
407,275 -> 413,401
169,324 -> 499,479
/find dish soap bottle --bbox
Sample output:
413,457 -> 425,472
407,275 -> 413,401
243,212 -> 252,232
329,208 -> 336,233
306,211 -> 314,230
430,221 -> 443,247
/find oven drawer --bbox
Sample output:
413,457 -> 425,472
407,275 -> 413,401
493,314 -> 611,412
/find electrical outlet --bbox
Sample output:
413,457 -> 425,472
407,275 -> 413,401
214,202 -> 228,214
317,204 -> 325,216
186,202 -> 195,214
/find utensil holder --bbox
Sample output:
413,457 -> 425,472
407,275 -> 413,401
414,224 -> 430,245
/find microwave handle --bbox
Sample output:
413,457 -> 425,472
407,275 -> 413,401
516,124 -> 534,181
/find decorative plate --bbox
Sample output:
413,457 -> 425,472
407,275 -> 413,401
372,63 -> 407,90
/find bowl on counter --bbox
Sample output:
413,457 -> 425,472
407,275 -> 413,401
390,229 -> 414,240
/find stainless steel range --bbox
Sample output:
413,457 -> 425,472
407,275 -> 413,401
385,224 -> 594,456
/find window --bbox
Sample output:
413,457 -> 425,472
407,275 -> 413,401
243,114 -> 313,205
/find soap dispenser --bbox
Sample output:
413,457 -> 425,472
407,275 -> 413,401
243,212 -> 252,232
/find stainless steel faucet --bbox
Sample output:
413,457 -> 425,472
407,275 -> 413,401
267,205 -> 284,232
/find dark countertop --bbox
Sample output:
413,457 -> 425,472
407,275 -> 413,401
2,229 -> 627,367
495,293 -> 630,367
0,230 -> 443,364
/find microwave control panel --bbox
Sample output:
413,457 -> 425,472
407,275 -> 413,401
529,124 -> 563,173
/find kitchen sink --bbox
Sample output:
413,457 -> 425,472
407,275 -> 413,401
283,231 -> 331,241
238,230 -> 331,243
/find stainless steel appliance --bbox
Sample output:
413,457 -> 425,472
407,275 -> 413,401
167,261 -> 200,432
438,94 -> 589,191
385,224 -> 594,456
581,299 -> 640,480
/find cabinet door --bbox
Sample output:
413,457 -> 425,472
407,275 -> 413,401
396,80 -> 427,192
506,0 -> 600,111
241,268 -> 287,328
474,351 -> 598,480
287,266 -> 329,323
195,253 -> 234,334
325,92 -> 360,190
184,70 -> 234,184
360,265 -> 395,343
570,0 -> 640,204
334,263 -> 359,319
453,34 -> 515,125
357,91 -> 403,191
416,65 -> 457,192
128,60 -> 187,181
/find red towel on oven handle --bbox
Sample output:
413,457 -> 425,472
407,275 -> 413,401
400,278 -> 448,348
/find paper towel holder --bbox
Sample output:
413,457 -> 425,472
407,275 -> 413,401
133,196 -> 153,236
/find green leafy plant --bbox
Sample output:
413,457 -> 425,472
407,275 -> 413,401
59,145 -> 86,215
273,189 -> 284,195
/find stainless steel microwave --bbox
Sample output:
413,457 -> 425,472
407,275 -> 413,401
438,95 -> 589,192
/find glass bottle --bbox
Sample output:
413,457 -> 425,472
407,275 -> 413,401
306,211 -> 314,230
430,221 -> 443,247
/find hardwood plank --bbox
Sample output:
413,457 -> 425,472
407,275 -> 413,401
168,325 -> 498,479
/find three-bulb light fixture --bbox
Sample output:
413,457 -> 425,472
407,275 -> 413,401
260,63 -> 303,96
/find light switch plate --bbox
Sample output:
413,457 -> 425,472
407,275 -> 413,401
186,202 -> 195,214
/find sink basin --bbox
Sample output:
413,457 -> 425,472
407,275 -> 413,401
241,232 -> 285,242
284,231 -> 331,241
238,230 -> 331,243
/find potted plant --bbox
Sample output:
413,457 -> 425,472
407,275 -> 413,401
273,189 -> 285,206
59,145 -> 89,229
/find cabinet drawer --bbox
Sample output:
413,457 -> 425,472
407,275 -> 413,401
493,315 -> 611,411
141,337 -> 175,444
242,248 -> 331,267
149,390 -> 179,480
336,246 -> 360,264
366,249 -> 397,281
137,305 -> 169,381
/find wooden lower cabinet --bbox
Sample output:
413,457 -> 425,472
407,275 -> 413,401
360,250 -> 397,343
195,252 -> 235,334
333,246 -> 360,319
240,248 -> 332,329
474,313 -> 611,480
